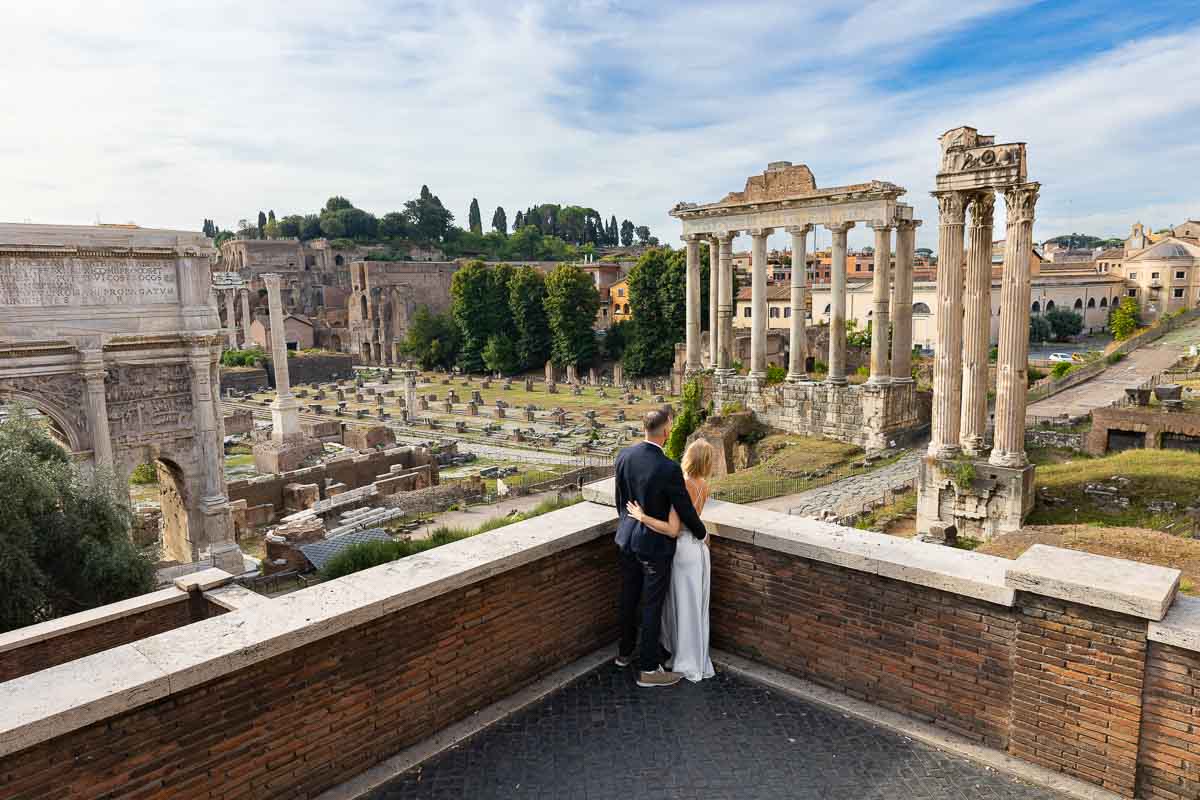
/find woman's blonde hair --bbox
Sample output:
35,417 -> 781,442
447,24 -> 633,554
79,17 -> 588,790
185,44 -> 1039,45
681,439 -> 714,480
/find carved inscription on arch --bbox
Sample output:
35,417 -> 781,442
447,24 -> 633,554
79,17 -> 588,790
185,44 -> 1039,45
0,256 -> 179,308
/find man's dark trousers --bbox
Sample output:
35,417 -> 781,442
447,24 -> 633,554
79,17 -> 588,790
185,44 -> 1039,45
618,550 -> 672,672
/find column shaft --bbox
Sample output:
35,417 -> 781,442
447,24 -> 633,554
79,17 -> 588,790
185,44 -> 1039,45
827,222 -> 854,384
929,192 -> 967,457
749,229 -> 772,377
684,236 -> 701,370
961,192 -> 995,455
81,351 -> 113,469
708,237 -> 719,368
890,221 -> 918,381
239,289 -> 252,349
263,273 -> 301,443
868,224 -> 893,383
991,183 -> 1040,467
717,233 -> 734,371
787,226 -> 811,381
223,290 -> 238,350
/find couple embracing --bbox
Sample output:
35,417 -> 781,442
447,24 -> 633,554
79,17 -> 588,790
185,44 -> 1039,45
614,407 -> 715,688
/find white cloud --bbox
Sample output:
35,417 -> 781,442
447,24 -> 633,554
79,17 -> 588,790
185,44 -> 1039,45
0,1 -> 1196,254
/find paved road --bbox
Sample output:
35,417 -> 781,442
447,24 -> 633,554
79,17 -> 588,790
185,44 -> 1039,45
1026,316 -> 1200,421
749,451 -> 922,518
365,664 -> 1065,800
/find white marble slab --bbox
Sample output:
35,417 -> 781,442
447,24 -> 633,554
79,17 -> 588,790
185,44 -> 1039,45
1149,595 -> 1200,652
174,567 -> 234,592
1006,544 -> 1180,621
0,587 -> 186,654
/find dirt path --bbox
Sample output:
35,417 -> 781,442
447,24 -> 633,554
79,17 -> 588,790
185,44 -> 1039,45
406,489 -> 568,539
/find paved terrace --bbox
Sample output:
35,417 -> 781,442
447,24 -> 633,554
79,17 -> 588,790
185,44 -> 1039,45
2,480 -> 1200,800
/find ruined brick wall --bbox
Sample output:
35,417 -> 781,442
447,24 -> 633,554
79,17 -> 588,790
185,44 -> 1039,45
1139,642 -> 1200,799
1086,406 -> 1200,455
262,353 -> 354,387
218,366 -> 268,394
710,539 -> 1016,749
0,537 -> 618,800
0,597 -> 193,684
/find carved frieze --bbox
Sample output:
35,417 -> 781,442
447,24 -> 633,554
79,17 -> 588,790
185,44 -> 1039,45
0,372 -> 88,440
105,363 -> 195,445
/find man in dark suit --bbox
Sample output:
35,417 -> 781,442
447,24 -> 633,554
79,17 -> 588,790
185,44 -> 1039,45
614,407 -> 707,687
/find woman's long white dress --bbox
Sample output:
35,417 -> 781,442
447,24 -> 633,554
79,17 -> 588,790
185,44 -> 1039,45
661,523 -> 715,682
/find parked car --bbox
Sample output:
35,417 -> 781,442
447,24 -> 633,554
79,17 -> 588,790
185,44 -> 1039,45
1048,353 -> 1074,363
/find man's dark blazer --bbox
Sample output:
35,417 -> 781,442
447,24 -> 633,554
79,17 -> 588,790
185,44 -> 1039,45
614,441 -> 707,561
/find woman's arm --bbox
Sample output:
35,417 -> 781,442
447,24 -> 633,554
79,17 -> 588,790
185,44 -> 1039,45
626,500 -> 681,537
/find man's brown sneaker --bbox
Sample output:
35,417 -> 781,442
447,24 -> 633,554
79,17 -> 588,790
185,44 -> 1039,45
636,667 -> 683,688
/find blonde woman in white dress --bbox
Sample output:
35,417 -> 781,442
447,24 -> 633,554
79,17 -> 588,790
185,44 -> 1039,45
626,439 -> 716,682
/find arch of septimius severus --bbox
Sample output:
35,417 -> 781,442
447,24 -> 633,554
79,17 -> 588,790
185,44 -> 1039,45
670,161 -> 922,450
0,223 -> 244,572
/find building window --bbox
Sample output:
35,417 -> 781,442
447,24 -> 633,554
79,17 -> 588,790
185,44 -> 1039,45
1045,300 -> 1056,311
1130,272 -> 1138,279
769,307 -> 780,318
1031,301 -> 1040,313
1087,297 -> 1096,308
617,288 -> 624,297
823,304 -> 831,315
1152,272 -> 1160,279
912,302 -> 931,314
1074,298 -> 1084,309
784,307 -> 791,318
1177,271 -> 1187,280
1128,289 -> 1137,298
1100,297 -> 1108,307
1174,288 -> 1185,299
623,304 -> 630,314
743,307 -> 752,318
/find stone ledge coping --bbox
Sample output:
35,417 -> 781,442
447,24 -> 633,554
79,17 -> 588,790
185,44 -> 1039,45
584,477 -> 1014,606
174,568 -> 235,592
203,584 -> 272,612
0,501 -> 619,759
1148,595 -> 1200,651
0,587 -> 187,656
1006,544 -> 1180,621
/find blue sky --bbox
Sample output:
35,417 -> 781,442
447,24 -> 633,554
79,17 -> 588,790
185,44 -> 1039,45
3,0 -> 1199,252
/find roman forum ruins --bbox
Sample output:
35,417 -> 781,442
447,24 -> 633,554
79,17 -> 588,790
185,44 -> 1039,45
916,125 -> 1040,540
0,223 -> 244,572
670,162 -> 922,450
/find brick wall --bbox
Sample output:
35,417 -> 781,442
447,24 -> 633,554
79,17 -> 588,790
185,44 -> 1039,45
264,352 -> 354,387
0,597 -> 192,684
710,538 -> 1016,749
1086,406 -> 1200,455
1138,643 -> 1200,799
219,366 -> 269,394
0,537 -> 618,800
1010,593 -> 1147,796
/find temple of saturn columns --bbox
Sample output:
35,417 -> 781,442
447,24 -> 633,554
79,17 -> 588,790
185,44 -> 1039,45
916,126 -> 1041,540
670,162 -> 922,450
0,223 -> 245,572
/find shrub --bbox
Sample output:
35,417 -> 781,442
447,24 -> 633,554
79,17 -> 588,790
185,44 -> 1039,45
950,460 -> 976,490
129,463 -> 158,485
1027,366 -> 1046,386
1051,361 -> 1073,379
665,377 -> 702,461
765,364 -> 787,385
220,347 -> 266,368
720,401 -> 744,416
1106,351 -> 1126,365
812,359 -> 828,374
855,365 -> 870,378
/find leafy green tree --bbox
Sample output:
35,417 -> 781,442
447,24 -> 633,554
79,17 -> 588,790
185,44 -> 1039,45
492,206 -> 507,236
544,263 -> 600,368
379,211 -> 408,239
451,261 -> 514,372
1029,314 -> 1053,343
277,215 -> 303,238
622,248 -> 676,376
400,306 -> 461,369
514,210 -> 524,230
482,335 -> 520,375
1109,296 -> 1142,340
324,196 -> 354,213
601,319 -> 630,360
0,408 -> 156,633
202,219 -> 216,238
300,214 -> 323,240
635,225 -> 651,245
257,210 -> 267,237
665,378 -> 703,462
404,185 -> 454,242
1045,308 -> 1083,341
609,215 -> 619,245
468,198 -> 482,235
508,266 -> 552,370
620,219 -> 634,247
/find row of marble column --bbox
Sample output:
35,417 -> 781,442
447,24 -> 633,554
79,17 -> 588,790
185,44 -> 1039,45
683,219 -> 920,386
928,182 -> 1040,467
221,288 -> 253,350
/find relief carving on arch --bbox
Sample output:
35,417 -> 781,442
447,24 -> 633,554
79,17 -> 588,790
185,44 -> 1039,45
0,373 -> 88,446
105,363 -> 195,448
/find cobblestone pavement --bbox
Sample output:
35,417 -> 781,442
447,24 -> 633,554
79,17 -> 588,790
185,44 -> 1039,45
749,451 -> 922,518
363,665 -> 1065,800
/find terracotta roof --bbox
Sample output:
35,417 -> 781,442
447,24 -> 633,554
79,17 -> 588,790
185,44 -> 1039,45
1096,248 -> 1124,259
735,286 -> 791,302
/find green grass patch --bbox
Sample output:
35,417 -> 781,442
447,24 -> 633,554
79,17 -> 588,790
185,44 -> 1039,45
711,434 -> 897,504
320,495 -> 582,579
1028,449 -> 1200,531
853,491 -> 917,532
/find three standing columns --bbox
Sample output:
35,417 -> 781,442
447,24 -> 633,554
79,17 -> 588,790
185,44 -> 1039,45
716,233 -> 734,372
749,228 -> 772,378
960,191 -> 995,455
990,183 -> 1041,467
786,225 -> 811,382
683,235 -> 702,371
827,222 -> 854,384
929,192 -> 967,458
890,219 -> 919,382
868,222 -> 893,384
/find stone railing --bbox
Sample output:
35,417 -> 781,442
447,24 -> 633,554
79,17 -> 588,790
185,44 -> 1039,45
5,484 -> 1200,799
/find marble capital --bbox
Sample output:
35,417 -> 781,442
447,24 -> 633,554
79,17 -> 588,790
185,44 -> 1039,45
1003,182 -> 1040,225
867,220 -> 894,231
933,191 -> 967,223
896,218 -> 923,230
970,191 -> 996,226
681,233 -> 704,243
785,224 -> 813,235
748,227 -> 774,238
714,231 -> 736,243
825,221 -> 855,234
